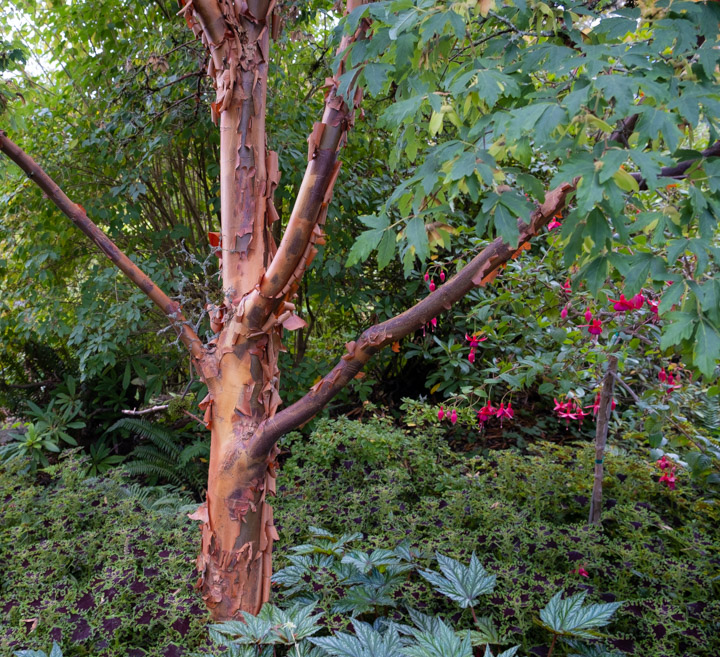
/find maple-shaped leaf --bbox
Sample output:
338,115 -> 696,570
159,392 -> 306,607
418,553 -> 496,608
538,590 -> 622,640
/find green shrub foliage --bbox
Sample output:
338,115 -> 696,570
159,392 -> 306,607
2,413 -> 720,656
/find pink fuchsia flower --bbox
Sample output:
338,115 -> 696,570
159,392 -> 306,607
572,565 -> 589,578
656,455 -> 671,470
496,402 -> 514,426
609,294 -> 635,312
450,409 -> 457,425
631,293 -> 645,309
477,401 -> 496,424
548,218 -> 562,231
424,272 -> 429,282
647,300 -> 658,315
430,317 -> 437,331
563,279 -> 572,293
584,308 -> 593,323
440,271 -> 446,282
586,393 -> 617,417
580,318 -> 603,335
429,280 -> 436,292
560,304 -> 569,320
466,333 -> 487,363
658,368 -> 667,383
438,406 -> 445,421
659,466 -> 676,490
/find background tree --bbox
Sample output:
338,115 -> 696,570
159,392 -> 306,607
2,0 -> 719,622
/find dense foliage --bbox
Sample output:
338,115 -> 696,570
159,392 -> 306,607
3,414 -> 719,656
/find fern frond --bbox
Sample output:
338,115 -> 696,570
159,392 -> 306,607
179,441 -> 209,466
107,418 -> 181,459
124,461 -> 185,487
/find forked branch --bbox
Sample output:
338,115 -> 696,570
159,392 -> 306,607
242,0 -> 371,330
0,131 -> 205,362
249,183 -> 576,456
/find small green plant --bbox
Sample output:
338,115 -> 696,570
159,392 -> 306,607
538,591 -> 622,657
14,642 -> 63,657
85,437 -> 124,476
212,530 -> 622,657
0,422 -> 59,470
107,417 -> 208,492
23,398 -> 85,448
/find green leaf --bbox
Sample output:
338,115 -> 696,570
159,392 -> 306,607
406,216 -> 429,262
346,229 -> 385,267
538,590 -> 622,639
376,230 -> 395,270
493,204 -> 519,248
658,281 -> 685,315
418,552 -> 496,608
579,256 -> 608,297
694,320 -> 720,379
659,311 -> 697,350
380,95 -> 424,128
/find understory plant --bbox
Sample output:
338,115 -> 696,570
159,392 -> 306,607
209,533 -> 622,657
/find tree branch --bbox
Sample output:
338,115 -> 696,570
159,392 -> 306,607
0,131 -> 205,362
241,0 -> 371,330
249,182 -> 576,456
631,140 -> 720,188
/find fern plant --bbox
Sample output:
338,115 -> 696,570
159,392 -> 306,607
106,417 -> 209,493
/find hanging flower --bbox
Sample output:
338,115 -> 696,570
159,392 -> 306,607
450,409 -> 457,425
438,406 -> 445,421
631,293 -> 645,309
656,455 -> 671,470
477,401 -> 496,425
647,300 -> 659,315
424,272 -> 429,282
440,271 -> 446,282
609,294 -> 635,312
584,308 -> 593,323
586,393 -> 616,417
561,304 -> 569,319
496,402 -> 514,426
429,280 -> 436,292
658,368 -> 667,383
554,397 -> 592,424
563,279 -> 572,293
548,218 -> 562,231
430,317 -> 438,330
579,319 -> 603,335
466,333 -> 487,363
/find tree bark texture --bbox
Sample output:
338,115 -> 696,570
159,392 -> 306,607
178,0 -> 370,619
588,355 -> 618,525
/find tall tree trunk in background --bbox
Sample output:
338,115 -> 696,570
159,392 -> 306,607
181,0 -> 280,619
589,356 -> 618,526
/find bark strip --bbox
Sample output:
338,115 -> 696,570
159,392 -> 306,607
0,131 -> 204,361
589,355 -> 618,525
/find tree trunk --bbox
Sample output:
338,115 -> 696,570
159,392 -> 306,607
588,356 -> 618,525
180,0 -> 284,620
